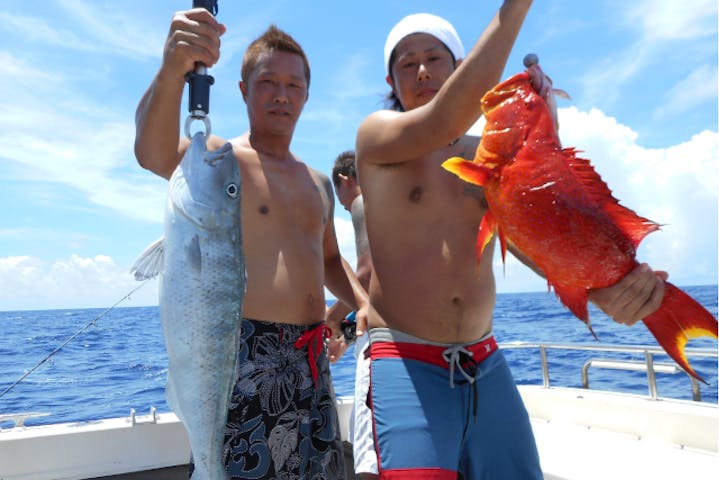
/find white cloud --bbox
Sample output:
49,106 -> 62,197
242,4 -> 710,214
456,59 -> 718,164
625,0 -> 717,42
0,12 -> 98,54
0,5 -> 162,61
0,48 -> 167,224
0,255 -> 158,312
334,216 -> 358,269
582,0 -> 717,108
654,64 -> 719,119
557,107 -> 718,285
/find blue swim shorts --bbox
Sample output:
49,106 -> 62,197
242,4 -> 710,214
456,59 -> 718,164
369,328 -> 542,479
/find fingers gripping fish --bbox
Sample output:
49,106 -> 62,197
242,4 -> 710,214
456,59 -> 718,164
442,59 -> 718,382
132,132 -> 245,480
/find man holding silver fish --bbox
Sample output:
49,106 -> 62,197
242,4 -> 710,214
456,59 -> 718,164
355,1 -> 668,479
135,8 -> 368,479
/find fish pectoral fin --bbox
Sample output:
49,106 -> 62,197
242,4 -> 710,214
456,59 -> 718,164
497,226 -> 508,266
442,157 -> 491,186
553,283 -> 591,329
642,283 -> 718,383
130,237 -> 165,280
476,211 -> 497,266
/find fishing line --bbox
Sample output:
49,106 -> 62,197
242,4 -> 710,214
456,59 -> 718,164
0,278 -> 154,400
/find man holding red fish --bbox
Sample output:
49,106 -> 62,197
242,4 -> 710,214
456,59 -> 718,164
354,2 -> 667,478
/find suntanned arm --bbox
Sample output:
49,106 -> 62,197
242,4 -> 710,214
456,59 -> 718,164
326,197 -> 372,346
357,0 -> 533,164
320,178 -> 370,335
134,9 -> 226,179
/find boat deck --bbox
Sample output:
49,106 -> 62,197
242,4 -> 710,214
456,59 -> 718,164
519,385 -> 718,479
2,342 -> 716,479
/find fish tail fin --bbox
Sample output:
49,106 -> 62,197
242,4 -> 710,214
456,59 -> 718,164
642,283 -> 718,383
442,157 -> 491,186
130,237 -> 165,281
476,210 -> 497,266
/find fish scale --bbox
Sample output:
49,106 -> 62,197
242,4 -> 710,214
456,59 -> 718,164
443,63 -> 718,382
132,132 -> 244,480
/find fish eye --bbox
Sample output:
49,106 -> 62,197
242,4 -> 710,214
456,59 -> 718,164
226,183 -> 238,198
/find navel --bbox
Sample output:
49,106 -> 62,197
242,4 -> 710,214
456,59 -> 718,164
259,205 -> 269,215
409,186 -> 423,203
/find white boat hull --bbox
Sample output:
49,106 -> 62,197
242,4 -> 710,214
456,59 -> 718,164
1,387 -> 716,480
521,385 -> 718,479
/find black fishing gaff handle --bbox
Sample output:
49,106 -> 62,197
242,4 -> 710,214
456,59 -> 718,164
186,0 -> 218,121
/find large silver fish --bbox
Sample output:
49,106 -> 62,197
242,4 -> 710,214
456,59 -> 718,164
132,132 -> 244,480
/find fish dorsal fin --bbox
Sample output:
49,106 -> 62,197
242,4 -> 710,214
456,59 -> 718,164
563,148 -> 659,248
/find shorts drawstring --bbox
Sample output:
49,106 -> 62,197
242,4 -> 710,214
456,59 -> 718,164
442,345 -> 480,417
442,345 -> 478,388
294,324 -> 330,388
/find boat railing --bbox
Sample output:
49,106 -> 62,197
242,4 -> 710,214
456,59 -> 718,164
498,341 -> 718,402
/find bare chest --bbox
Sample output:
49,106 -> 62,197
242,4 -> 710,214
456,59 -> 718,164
370,155 -> 486,215
242,161 -> 328,235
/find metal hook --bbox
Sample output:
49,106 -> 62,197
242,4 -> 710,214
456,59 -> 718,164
184,114 -> 212,139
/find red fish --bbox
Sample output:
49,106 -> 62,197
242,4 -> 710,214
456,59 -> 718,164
442,60 -> 718,382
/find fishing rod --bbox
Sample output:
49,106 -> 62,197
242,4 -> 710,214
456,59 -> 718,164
184,0 -> 219,138
0,279 -> 154,400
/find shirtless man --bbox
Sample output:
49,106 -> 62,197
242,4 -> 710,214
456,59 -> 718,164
328,150 -> 380,479
355,3 -> 666,479
135,9 -> 367,479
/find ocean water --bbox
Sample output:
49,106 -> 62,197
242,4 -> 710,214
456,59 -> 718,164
0,286 -> 716,429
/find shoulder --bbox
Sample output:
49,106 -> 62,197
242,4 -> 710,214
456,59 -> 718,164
350,195 -> 365,219
359,109 -> 402,127
356,109 -> 402,146
357,109 -> 418,167
227,132 -> 251,154
305,163 -> 334,198
305,162 -> 330,184
205,134 -> 231,151
357,110 -> 405,139
350,196 -> 366,231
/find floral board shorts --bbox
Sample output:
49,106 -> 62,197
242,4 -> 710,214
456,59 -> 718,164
189,318 -> 346,479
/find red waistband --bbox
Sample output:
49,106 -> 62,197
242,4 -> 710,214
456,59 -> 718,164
369,335 -> 497,369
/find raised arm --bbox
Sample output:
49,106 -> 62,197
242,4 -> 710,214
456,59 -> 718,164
134,9 -> 226,179
357,0 -> 532,164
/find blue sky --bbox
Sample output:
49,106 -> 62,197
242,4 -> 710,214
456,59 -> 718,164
0,0 -> 716,311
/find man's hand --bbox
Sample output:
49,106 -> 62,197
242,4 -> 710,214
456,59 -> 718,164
524,54 -> 570,134
354,302 -> 369,338
162,9 -> 226,80
327,335 -> 351,364
588,263 -> 668,326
